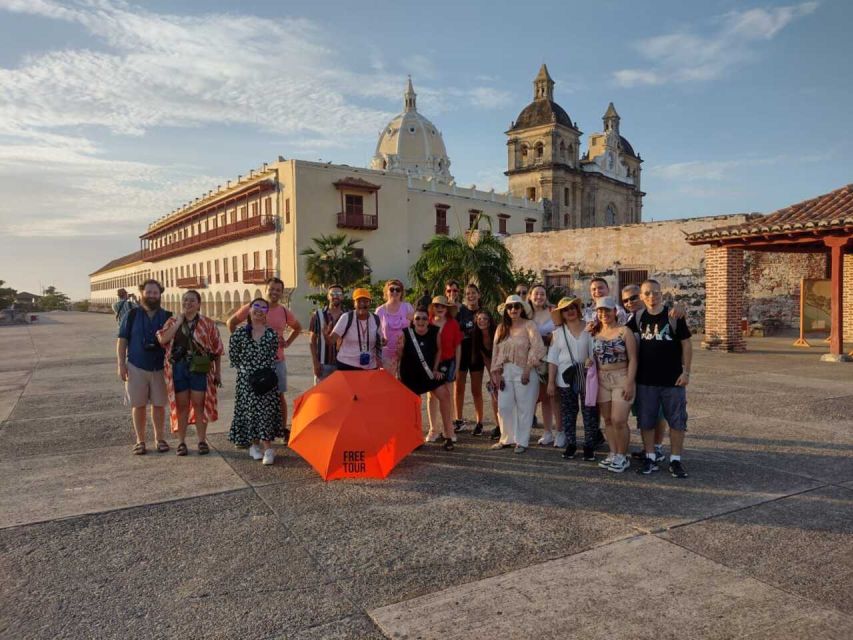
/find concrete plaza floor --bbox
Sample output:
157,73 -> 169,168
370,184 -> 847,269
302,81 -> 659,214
0,312 -> 851,639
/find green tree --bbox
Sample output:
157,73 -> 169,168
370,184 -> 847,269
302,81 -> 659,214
39,285 -> 70,311
0,280 -> 16,310
409,221 -> 515,312
511,267 -> 539,290
300,233 -> 370,289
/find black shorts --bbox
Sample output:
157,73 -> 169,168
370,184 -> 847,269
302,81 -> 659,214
458,341 -> 484,373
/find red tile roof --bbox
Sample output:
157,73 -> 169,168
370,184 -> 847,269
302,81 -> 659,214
333,177 -> 381,191
90,250 -> 143,276
687,184 -> 853,244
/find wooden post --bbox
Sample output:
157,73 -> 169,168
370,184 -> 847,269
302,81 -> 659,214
792,278 -> 811,347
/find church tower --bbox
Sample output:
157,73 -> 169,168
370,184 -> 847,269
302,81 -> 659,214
505,64 -> 583,230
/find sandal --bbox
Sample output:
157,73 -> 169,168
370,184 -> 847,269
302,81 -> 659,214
156,440 -> 170,453
176,442 -> 188,456
443,437 -> 455,451
132,442 -> 146,455
197,441 -> 210,455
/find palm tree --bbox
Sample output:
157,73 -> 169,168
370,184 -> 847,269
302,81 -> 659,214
409,214 -> 515,312
300,233 -> 369,289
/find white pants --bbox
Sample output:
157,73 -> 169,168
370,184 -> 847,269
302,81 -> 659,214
498,363 -> 540,447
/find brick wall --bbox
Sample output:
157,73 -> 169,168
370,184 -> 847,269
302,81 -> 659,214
844,253 -> 853,343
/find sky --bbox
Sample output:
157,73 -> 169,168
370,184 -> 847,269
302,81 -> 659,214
0,0 -> 850,300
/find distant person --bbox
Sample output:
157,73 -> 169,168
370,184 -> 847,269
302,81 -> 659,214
627,279 -> 693,478
528,284 -> 559,447
583,277 -> 628,325
490,295 -> 546,454
309,285 -> 345,384
228,298 -> 282,466
376,279 -> 414,376
112,288 -> 136,325
514,283 -> 530,300
227,277 -> 301,443
590,296 -> 638,473
471,309 -> 501,439
117,279 -> 172,455
330,288 -> 383,371
426,295 -> 462,448
156,290 -> 223,456
444,280 -> 461,306
397,307 -> 455,451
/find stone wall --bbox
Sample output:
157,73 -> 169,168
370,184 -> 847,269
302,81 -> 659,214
502,214 -> 832,335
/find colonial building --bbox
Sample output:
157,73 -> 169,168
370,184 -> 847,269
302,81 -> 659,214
90,78 -> 543,322
506,65 -> 644,230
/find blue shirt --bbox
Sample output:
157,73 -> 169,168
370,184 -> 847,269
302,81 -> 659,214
118,308 -> 170,371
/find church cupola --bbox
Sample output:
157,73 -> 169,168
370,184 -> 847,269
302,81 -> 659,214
603,102 -> 620,134
404,75 -> 417,112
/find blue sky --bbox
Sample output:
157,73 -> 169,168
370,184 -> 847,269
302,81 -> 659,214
0,0 -> 850,300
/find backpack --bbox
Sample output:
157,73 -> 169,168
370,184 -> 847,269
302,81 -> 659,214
341,310 -> 383,359
632,305 -> 678,336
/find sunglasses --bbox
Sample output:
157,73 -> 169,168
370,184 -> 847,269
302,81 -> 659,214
389,287 -> 401,293
329,292 -> 343,297
506,303 -> 523,310
445,288 -> 458,294
251,304 -> 269,312
413,316 -> 429,321
622,294 -> 640,304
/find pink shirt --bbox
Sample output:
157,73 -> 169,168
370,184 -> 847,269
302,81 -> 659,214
376,302 -> 414,362
232,304 -> 297,361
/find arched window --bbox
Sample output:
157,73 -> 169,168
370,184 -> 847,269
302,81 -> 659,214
605,203 -> 617,226
534,142 -> 544,159
521,144 -> 529,160
559,141 -> 566,158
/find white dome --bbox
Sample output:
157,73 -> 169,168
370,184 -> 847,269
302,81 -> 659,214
371,77 -> 453,183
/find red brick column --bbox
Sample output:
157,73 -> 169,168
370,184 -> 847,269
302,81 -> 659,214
702,246 -> 746,352
844,253 -> 853,345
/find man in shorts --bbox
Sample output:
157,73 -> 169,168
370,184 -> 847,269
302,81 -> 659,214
112,288 -> 137,325
627,279 -> 692,478
228,277 -> 302,442
117,279 -> 171,455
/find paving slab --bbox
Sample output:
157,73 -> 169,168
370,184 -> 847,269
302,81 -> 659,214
0,444 -> 247,527
369,535 -> 846,640
9,388 -> 127,421
256,458 -> 637,610
0,489 -> 360,640
0,412 -> 136,460
662,485 -> 853,615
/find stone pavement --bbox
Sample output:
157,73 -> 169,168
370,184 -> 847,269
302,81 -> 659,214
0,312 -> 851,639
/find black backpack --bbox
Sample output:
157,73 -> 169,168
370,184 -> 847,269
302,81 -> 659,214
340,310 -> 383,358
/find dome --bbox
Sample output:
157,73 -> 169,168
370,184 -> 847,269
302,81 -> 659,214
510,100 -> 573,131
619,135 -> 636,158
371,77 -> 453,183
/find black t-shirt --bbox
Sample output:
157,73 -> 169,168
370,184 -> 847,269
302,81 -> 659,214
455,306 -> 477,342
627,306 -> 691,387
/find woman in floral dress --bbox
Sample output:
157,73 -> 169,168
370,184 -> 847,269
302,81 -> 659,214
228,298 -> 282,466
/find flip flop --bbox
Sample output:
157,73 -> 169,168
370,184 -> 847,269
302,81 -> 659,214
156,440 -> 170,453
132,442 -> 146,455
176,442 -> 188,456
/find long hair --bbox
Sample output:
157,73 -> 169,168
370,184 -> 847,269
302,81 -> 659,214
245,297 -> 269,327
472,310 -> 496,360
383,279 -> 405,302
495,304 -> 528,343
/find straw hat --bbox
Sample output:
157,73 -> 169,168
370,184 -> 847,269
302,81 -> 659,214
497,294 -> 532,318
352,287 -> 372,301
428,295 -> 457,317
550,296 -> 581,325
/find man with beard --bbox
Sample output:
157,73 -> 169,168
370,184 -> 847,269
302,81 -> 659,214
117,279 -> 172,455
228,277 -> 302,443
309,284 -> 345,383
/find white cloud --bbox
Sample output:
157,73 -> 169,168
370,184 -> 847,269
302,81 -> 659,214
613,2 -> 818,87
646,151 -> 830,182
0,0 -> 510,237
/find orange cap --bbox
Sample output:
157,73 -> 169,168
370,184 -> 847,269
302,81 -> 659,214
352,287 -> 372,301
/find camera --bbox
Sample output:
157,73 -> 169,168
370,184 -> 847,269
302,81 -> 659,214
359,352 -> 370,366
143,341 -> 161,352
170,344 -> 187,363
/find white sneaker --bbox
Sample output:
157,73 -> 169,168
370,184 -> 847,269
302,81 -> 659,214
554,431 -> 567,448
425,431 -> 440,443
262,448 -> 275,465
608,455 -> 630,473
537,431 -> 555,446
249,444 -> 263,460
598,453 -> 615,469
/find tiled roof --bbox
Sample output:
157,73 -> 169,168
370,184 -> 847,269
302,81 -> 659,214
90,250 -> 143,276
333,177 -> 381,191
686,184 -> 853,243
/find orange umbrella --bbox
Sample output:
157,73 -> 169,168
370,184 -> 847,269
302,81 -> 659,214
290,369 -> 423,480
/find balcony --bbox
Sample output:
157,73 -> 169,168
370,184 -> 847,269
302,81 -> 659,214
337,212 -> 378,230
435,224 -> 449,235
176,276 -> 207,289
142,215 -> 276,262
242,268 -> 274,284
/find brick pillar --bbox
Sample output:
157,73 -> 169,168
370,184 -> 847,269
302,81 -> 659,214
702,246 -> 746,352
844,253 -> 853,345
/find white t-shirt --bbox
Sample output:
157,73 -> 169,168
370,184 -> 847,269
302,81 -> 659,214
332,312 -> 381,369
545,324 -> 593,388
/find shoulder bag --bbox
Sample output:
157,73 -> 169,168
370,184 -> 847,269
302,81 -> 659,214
560,325 -> 586,396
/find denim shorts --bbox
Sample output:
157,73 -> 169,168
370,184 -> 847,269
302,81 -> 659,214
172,359 -> 207,393
637,385 -> 688,431
275,360 -> 287,393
